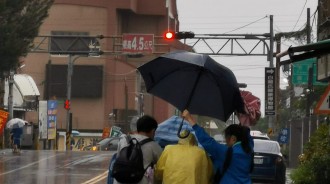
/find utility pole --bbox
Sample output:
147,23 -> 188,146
65,55 -> 73,151
307,8 -> 311,44
306,8 -> 313,141
275,36 -> 281,131
65,55 -> 80,151
268,15 -> 275,132
8,70 -> 14,120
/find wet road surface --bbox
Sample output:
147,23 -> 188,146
0,149 -> 113,184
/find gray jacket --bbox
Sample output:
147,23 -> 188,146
114,134 -> 163,184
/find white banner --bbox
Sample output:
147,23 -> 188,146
38,101 -> 48,139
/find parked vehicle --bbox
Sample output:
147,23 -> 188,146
84,137 -> 120,151
213,134 -> 225,144
250,139 -> 286,184
250,130 -> 270,140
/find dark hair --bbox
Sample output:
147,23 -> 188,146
224,124 -> 251,154
136,115 -> 158,133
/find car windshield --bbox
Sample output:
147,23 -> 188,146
254,139 -> 281,155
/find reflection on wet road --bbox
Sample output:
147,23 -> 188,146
0,149 -> 113,184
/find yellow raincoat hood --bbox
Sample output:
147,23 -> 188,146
155,131 -> 213,184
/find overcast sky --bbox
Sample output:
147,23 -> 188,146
176,0 -> 318,116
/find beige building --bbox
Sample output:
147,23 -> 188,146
22,0 -> 190,136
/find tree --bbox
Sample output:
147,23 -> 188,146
0,0 -> 54,147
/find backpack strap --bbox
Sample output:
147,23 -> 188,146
139,138 -> 154,171
139,138 -> 153,146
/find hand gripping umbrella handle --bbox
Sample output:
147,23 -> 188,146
177,117 -> 190,139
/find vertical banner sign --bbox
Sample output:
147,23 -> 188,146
0,110 -> 9,136
265,67 -> 276,115
122,34 -> 154,54
47,100 -> 58,140
39,101 -> 48,139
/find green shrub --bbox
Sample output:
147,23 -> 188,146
291,125 -> 330,184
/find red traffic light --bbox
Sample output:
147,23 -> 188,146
164,31 -> 195,40
64,99 -> 70,110
164,31 -> 175,40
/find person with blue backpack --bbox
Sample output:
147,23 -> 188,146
182,110 -> 254,184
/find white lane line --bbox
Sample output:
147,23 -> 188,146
81,171 -> 108,184
0,154 -> 59,176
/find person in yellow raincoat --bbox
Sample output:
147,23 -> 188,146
155,130 -> 213,184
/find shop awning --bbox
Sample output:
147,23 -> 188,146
4,74 -> 40,110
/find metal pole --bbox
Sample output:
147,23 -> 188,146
268,15 -> 275,131
307,8 -> 312,141
124,78 -> 128,128
275,36 -> 281,131
289,121 -> 292,167
66,55 -> 74,151
270,15 -> 274,67
301,118 -> 304,154
307,8 -> 311,44
8,70 -> 14,120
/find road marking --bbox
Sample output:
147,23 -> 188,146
0,154 -> 59,176
81,171 -> 108,184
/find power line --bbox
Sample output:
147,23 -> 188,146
222,16 -> 268,34
291,0 -> 307,31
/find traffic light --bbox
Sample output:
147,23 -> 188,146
164,31 -> 175,40
175,31 -> 195,39
64,99 -> 70,110
163,31 -> 195,40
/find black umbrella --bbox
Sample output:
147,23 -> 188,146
137,50 -> 244,137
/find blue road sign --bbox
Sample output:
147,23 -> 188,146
277,128 -> 290,144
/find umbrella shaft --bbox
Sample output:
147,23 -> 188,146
184,69 -> 203,109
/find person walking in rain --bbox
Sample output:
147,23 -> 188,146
182,110 -> 254,184
10,124 -> 23,153
155,130 -> 213,184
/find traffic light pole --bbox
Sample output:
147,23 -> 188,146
66,55 -> 79,151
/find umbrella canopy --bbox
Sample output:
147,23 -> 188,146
6,118 -> 26,129
237,91 -> 261,126
138,50 -> 244,122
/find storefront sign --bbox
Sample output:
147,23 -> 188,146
0,110 -> 9,136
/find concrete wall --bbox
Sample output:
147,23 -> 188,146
24,0 -> 183,134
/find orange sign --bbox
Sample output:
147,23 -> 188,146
0,110 -> 9,136
102,127 -> 110,139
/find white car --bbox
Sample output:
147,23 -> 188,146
250,130 -> 270,140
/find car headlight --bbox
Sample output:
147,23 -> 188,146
92,146 -> 97,151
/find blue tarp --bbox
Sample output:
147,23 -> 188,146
155,116 -> 194,148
